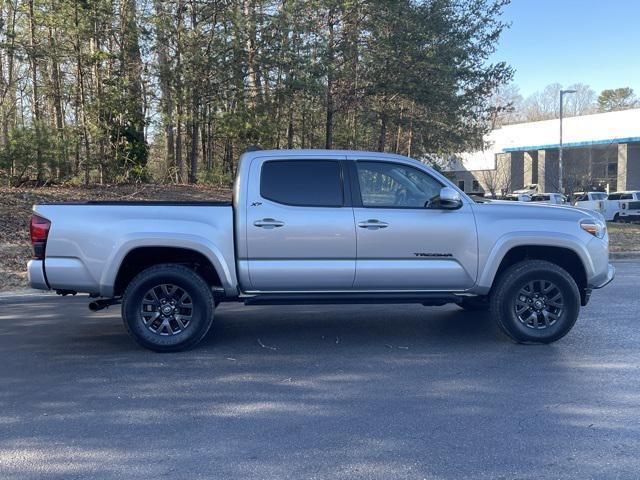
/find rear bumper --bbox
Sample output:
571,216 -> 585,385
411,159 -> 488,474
27,259 -> 49,290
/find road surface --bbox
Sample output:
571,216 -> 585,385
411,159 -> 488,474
0,261 -> 638,479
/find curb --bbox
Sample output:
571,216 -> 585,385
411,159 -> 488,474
0,288 -> 56,299
610,252 -> 640,260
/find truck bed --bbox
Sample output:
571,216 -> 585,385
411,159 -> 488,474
40,200 -> 232,206
32,202 -> 237,297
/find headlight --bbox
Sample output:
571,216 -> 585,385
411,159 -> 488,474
580,219 -> 606,239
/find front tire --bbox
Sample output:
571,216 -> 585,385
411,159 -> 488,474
122,264 -> 215,352
490,260 -> 580,344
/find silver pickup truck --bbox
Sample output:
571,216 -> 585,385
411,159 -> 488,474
28,149 -> 614,351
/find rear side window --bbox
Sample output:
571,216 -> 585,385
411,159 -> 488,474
608,194 -> 621,200
620,193 -> 633,200
260,160 -> 343,207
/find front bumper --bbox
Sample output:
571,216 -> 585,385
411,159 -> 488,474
593,263 -> 615,289
27,259 -> 49,290
582,263 -> 614,306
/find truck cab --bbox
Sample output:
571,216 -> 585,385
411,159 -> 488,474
235,152 -> 478,292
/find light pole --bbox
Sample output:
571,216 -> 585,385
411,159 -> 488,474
559,89 -> 576,193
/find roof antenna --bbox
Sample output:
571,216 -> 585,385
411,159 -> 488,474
245,144 -> 263,152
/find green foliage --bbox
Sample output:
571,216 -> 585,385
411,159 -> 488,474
598,88 -> 638,112
0,0 -> 513,186
0,125 -> 59,184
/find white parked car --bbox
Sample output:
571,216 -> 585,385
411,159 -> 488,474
513,184 -> 539,195
503,193 -> 532,202
608,191 -> 640,222
573,191 -> 609,218
530,193 -> 567,205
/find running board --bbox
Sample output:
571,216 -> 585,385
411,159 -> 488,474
243,292 -> 462,306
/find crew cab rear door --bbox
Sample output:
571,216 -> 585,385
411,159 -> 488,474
244,155 -> 356,291
349,158 -> 477,291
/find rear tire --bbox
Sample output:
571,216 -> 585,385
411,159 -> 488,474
613,213 -> 620,222
490,260 -> 580,344
122,264 -> 215,352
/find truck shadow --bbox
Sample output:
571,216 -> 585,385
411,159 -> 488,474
200,302 -> 502,351
1,295 -> 638,479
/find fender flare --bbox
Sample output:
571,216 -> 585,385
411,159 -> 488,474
474,231 -> 594,294
99,233 -> 237,297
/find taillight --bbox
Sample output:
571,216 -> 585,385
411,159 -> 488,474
30,214 -> 51,259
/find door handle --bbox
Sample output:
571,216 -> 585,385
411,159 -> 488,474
253,218 -> 285,229
357,219 -> 389,229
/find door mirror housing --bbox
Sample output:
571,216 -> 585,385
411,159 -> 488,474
438,187 -> 463,210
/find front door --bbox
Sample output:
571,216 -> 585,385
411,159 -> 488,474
245,156 -> 356,291
351,159 -> 477,291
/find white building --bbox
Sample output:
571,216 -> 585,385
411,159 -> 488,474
445,108 -> 640,195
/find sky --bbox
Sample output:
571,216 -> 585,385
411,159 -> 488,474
491,0 -> 640,98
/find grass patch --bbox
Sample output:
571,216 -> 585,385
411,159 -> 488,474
607,222 -> 640,252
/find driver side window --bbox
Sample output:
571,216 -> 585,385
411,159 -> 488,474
356,161 -> 443,208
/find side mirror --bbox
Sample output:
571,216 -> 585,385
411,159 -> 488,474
438,187 -> 463,210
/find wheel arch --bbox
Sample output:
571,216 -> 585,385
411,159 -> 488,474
477,234 -> 592,304
104,242 -> 235,298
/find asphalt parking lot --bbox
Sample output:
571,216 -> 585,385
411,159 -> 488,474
0,261 -> 638,480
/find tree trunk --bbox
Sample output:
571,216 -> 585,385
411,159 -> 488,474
1,0 -> 18,151
74,3 -> 91,184
154,0 -> 175,178
224,138 -> 233,176
245,0 -> 262,107
120,0 -> 147,173
324,9 -> 335,150
287,106 -> 294,149
377,112 -> 387,152
394,105 -> 403,154
206,115 -> 214,172
175,0 -> 185,182
189,112 -> 198,183
27,0 -> 43,182
48,20 -> 65,179
301,103 -> 306,149
407,104 -> 414,157
188,0 -> 199,184
90,17 -> 106,184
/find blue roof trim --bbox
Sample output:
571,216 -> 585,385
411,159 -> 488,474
502,137 -> 640,152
